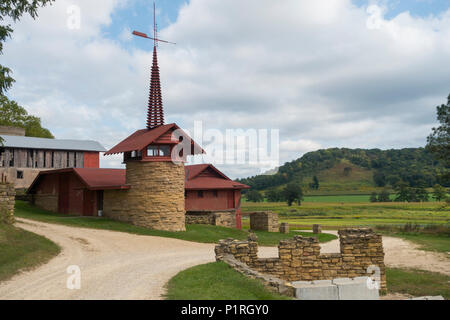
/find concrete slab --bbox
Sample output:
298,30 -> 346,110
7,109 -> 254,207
292,281 -> 339,300
332,277 -> 379,300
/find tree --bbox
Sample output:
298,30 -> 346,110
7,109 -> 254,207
370,192 -> 378,203
343,167 -> 352,176
283,183 -> 304,206
432,184 -> 447,202
246,190 -> 264,203
0,95 -> 53,138
426,94 -> 450,166
395,183 -> 410,202
266,188 -> 285,202
373,171 -> 386,187
309,175 -> 319,190
378,189 -> 391,202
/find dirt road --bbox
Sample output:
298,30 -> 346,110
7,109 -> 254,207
1,220 -> 448,300
0,219 -> 215,300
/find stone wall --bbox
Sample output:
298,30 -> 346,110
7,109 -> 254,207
215,228 -> 386,291
186,210 -> 236,228
249,211 -> 278,232
103,161 -> 186,232
33,194 -> 58,213
0,180 -> 15,224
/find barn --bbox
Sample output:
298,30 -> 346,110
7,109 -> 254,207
28,163 -> 249,227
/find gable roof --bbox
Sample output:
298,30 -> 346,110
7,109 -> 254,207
104,123 -> 205,156
184,164 -> 250,190
0,135 -> 106,152
28,164 -> 249,193
28,168 -> 129,193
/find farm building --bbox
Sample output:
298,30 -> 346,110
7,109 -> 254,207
0,126 -> 105,189
28,164 -> 248,228
27,42 -> 249,230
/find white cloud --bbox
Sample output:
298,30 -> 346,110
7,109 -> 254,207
2,0 -> 450,178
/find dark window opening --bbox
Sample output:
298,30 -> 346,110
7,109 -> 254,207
43,151 -> 47,168
213,190 -> 218,197
184,191 -> 187,199
51,152 -> 54,168
147,145 -> 171,157
17,170 -> 24,179
74,153 -> 77,168
67,152 -> 70,167
198,191 -> 204,198
0,148 -> 4,167
9,151 -> 14,167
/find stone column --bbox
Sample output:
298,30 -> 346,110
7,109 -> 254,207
124,161 -> 186,231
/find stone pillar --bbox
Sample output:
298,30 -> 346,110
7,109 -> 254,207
0,181 -> 15,224
250,211 -> 278,232
279,222 -> 290,234
104,161 -> 185,231
313,224 -> 322,234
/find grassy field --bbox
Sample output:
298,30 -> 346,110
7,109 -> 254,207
0,223 -> 60,281
387,268 -> 450,299
15,201 -> 336,246
242,201 -> 450,228
165,261 -> 291,300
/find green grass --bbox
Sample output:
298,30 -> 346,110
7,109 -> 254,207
165,261 -> 291,300
0,223 -> 60,281
387,268 -> 450,299
242,201 -> 450,229
14,201 -> 336,246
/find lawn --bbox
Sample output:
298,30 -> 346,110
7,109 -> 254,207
166,263 -> 450,300
165,261 -> 291,300
0,223 -> 60,281
387,268 -> 450,299
14,201 -> 336,246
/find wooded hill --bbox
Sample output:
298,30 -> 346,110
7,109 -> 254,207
237,148 -> 448,195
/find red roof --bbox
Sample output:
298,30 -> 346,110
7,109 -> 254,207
28,168 -> 129,192
184,164 -> 250,190
104,123 -> 205,156
28,164 -> 249,193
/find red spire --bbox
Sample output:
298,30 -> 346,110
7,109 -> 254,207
147,45 -> 164,129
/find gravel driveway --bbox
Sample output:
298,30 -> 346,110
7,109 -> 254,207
0,218 -> 215,300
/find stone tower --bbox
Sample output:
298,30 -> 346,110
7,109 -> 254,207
103,44 -> 204,231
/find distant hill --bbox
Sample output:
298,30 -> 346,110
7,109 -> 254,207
237,148 -> 448,195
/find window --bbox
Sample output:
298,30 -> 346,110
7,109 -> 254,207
213,190 -> 218,198
17,170 -> 24,179
160,145 -> 170,157
147,145 -> 171,157
197,191 -> 204,198
147,146 -> 159,157
51,152 -> 54,168
43,151 -> 47,168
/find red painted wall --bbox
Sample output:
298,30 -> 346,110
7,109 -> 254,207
84,152 -> 100,168
185,189 -> 242,211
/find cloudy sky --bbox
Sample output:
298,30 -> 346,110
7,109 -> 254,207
2,0 -> 450,178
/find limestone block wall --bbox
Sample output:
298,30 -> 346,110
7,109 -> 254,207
103,161 -> 186,232
186,210 -> 236,228
33,194 -> 58,213
249,211 -> 278,232
215,228 -> 386,291
0,181 -> 15,224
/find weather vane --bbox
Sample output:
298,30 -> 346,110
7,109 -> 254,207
132,1 -> 176,46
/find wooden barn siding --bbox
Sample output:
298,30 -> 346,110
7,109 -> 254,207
0,148 -> 86,169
